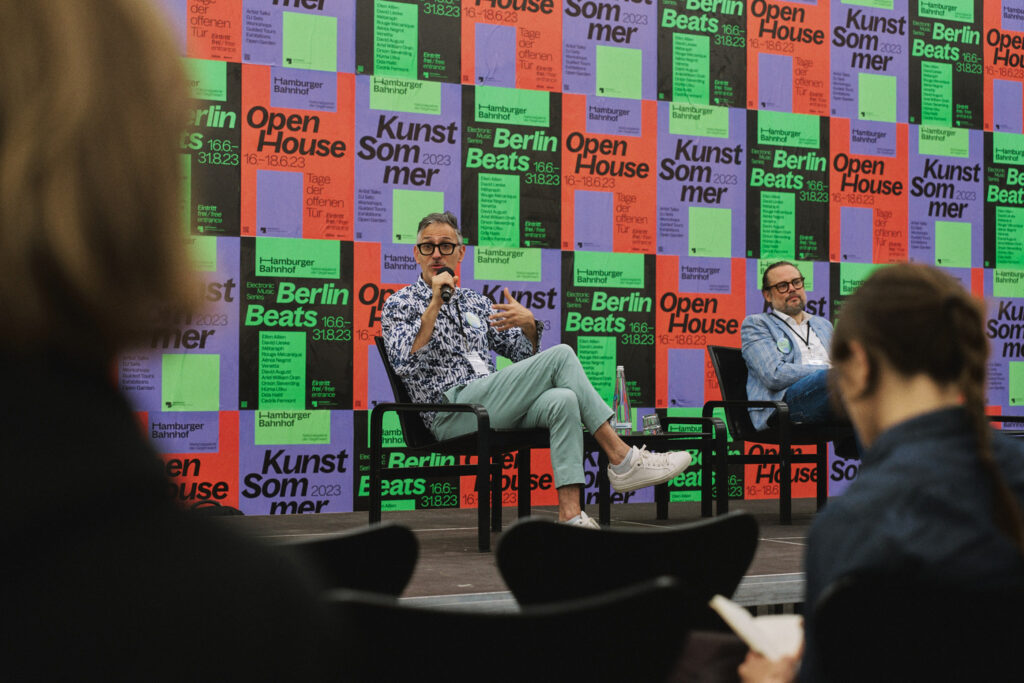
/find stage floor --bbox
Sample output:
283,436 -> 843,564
218,497 -> 817,611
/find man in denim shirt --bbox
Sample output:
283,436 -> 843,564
382,211 -> 691,527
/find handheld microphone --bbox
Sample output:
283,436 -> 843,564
438,266 -> 455,303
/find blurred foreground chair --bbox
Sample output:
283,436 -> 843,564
704,345 -> 849,523
372,336 -> 549,552
495,511 -> 758,627
279,523 -> 418,596
328,577 -> 690,683
814,572 -> 1024,682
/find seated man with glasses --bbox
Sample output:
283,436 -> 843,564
382,211 -> 692,528
741,261 -> 839,433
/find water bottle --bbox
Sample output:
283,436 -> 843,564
612,365 -> 631,435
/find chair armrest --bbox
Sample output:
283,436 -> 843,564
702,400 -> 789,421
370,401 -> 492,435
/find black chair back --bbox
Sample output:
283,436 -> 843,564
496,512 -> 758,626
280,523 -> 418,596
328,577 -> 691,683
706,345 -> 759,440
814,573 -> 1024,682
374,336 -> 436,448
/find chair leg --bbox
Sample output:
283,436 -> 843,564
517,448 -> 531,519
477,444 -> 492,552
700,433 -> 712,518
491,454 -> 502,533
780,449 -> 792,525
716,433 -> 729,515
816,440 -> 828,511
655,483 -> 668,520
598,451 -> 611,526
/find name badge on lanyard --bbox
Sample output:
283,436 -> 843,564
466,352 -> 490,376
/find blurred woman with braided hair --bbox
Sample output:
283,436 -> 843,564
740,263 -> 1024,682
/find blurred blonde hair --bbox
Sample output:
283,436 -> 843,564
0,0 -> 196,359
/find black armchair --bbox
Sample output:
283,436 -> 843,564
703,345 -> 851,523
370,336 -> 548,552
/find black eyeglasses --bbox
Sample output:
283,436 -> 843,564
766,277 -> 805,293
416,242 -> 459,256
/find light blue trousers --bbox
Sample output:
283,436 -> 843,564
431,344 -> 614,488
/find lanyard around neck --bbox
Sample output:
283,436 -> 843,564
772,312 -> 810,348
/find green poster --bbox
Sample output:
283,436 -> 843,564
369,77 -> 442,114
688,207 -> 732,258
596,46 -> 642,100
993,132 -> 1024,166
839,262 -> 883,296
180,154 -> 192,234
183,58 -> 226,101
393,189 -> 444,244
573,252 -> 645,288
475,86 -> 549,127
258,331 -> 306,409
1010,362 -> 1024,407
254,410 -> 331,445
920,61 -> 952,128
917,126 -> 969,158
373,0 -> 417,79
669,103 -> 729,138
189,235 -> 218,273
162,354 -> 220,411
672,33 -> 710,104
282,12 -> 337,72
477,174 -> 520,247
858,73 -> 896,123
993,270 -> 1024,298
473,247 -> 542,281
757,110 -> 820,149
918,0 -> 973,23
996,207 -> 1024,268
759,192 -> 796,259
578,336 -> 617,404
934,221 -> 971,268
254,238 -> 340,278
843,0 -> 893,7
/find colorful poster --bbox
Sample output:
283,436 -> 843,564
242,0 -> 355,73
830,0 -> 910,124
984,131 -> 1024,269
984,268 -> 1024,409
908,126 -> 983,268
183,0 -> 243,61
747,0 -> 830,116
182,59 -> 242,237
353,77 -> 462,245
561,251 -> 656,422
745,110 -> 830,261
563,0 -> 658,100
908,0 -> 983,128
460,246 -> 564,348
461,86 -> 562,248
657,102 -> 746,259
149,411 -> 241,509
654,255 -> 745,411
240,65 -> 354,239
461,0 -> 562,91
355,0 -> 462,82
238,409 -> 353,514
119,237 -> 239,413
656,0 -> 747,108
829,118 -> 909,264
984,1 -> 1024,132
561,95 -> 657,253
239,237 -> 353,410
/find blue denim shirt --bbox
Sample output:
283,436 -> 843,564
381,277 -> 539,429
800,408 -> 1024,681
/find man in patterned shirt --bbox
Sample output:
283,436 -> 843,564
382,211 -> 692,528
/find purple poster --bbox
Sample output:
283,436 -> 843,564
908,126 -> 984,268
119,237 -> 240,413
354,76 -> 462,245
562,0 -> 658,100
238,409 -> 354,514
657,103 -> 746,259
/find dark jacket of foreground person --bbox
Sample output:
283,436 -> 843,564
0,353 -> 332,681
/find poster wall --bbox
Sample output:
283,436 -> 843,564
135,0 -> 1024,514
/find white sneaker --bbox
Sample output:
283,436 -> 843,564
607,446 -> 692,493
563,511 -> 600,529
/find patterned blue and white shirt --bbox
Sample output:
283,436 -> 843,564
381,277 -> 541,429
